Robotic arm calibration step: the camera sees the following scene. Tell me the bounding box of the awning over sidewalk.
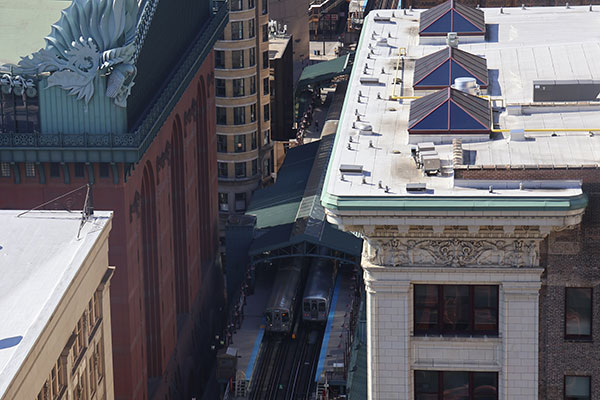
[297,53,354,89]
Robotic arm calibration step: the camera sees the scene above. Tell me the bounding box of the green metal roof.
[246,137,362,258]
[297,54,353,89]
[247,140,320,229]
[0,0,71,65]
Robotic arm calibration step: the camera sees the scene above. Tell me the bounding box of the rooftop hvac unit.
[533,80,600,102]
[453,77,479,95]
[406,183,427,192]
[509,129,526,141]
[446,32,459,48]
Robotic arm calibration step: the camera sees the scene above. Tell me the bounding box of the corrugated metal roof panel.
[408,87,491,133]
[414,47,488,89]
[419,0,485,36]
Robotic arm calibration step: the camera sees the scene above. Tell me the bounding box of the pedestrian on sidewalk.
[315,119,319,129]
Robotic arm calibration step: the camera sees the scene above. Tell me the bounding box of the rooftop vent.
[406,183,427,192]
[447,32,459,48]
[354,121,373,134]
[509,129,526,142]
[339,164,364,174]
[453,77,478,95]
[360,76,380,84]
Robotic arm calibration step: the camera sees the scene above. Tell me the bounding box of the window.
[233,78,245,97]
[215,50,225,68]
[235,162,246,178]
[414,285,498,335]
[249,76,256,95]
[25,162,36,177]
[263,77,269,95]
[249,47,256,66]
[217,107,227,125]
[231,21,244,40]
[217,135,227,152]
[234,134,246,152]
[262,24,269,42]
[565,376,590,400]
[218,193,229,212]
[262,50,269,69]
[261,0,268,14]
[252,159,258,175]
[1,162,10,177]
[263,157,271,177]
[566,287,592,339]
[218,162,228,178]
[250,104,257,122]
[232,50,244,69]
[264,129,270,145]
[74,163,85,178]
[216,79,226,97]
[235,192,247,211]
[415,371,498,400]
[264,104,270,122]
[234,107,246,125]
[99,163,110,178]
[249,19,255,38]
[231,0,242,11]
[248,0,255,8]
[251,131,258,149]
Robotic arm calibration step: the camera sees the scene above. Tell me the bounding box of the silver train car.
[264,259,304,334]
[302,258,336,323]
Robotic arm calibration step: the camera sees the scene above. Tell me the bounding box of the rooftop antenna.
[16,184,93,239]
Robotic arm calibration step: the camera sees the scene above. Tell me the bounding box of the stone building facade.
[455,166,600,399]
[0,211,114,400]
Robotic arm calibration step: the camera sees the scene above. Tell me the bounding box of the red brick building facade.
[0,1,228,399]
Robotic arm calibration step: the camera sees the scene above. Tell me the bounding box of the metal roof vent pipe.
[447,32,459,48]
[453,77,479,95]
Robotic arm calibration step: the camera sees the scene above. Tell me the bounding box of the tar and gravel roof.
[322,6,600,209]
[0,210,112,397]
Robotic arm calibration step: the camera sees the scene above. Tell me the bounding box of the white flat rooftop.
[325,6,600,199]
[0,210,112,398]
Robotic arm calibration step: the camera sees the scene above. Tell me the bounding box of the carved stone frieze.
[364,237,540,268]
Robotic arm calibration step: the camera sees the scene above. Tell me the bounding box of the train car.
[265,258,304,334]
[302,258,336,323]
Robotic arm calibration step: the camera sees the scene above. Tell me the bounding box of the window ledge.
[412,334,502,342]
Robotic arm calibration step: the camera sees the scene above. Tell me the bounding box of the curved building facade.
[215,0,274,221]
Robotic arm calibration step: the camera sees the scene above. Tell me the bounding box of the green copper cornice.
[321,192,588,212]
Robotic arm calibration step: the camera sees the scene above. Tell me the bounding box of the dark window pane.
[99,163,110,178]
[232,50,244,69]
[474,286,497,307]
[50,163,61,178]
[415,285,439,332]
[216,107,227,125]
[74,163,85,178]
[443,371,469,400]
[474,286,498,332]
[565,376,590,400]
[415,370,438,398]
[216,79,226,97]
[249,48,256,66]
[443,286,470,332]
[262,24,269,42]
[217,135,227,152]
[473,372,497,400]
[215,51,225,68]
[566,288,592,337]
[231,0,242,11]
